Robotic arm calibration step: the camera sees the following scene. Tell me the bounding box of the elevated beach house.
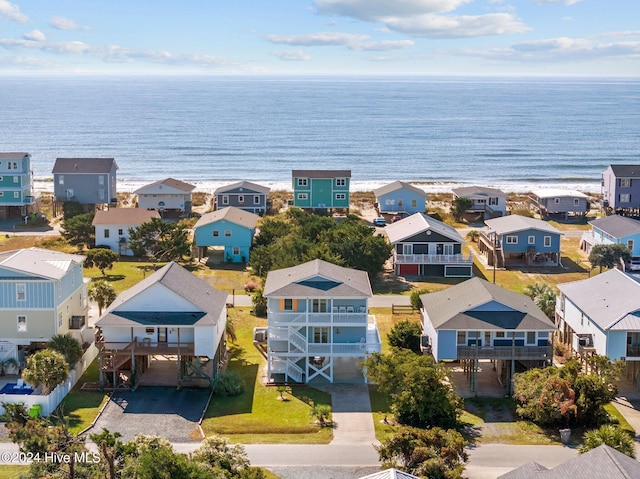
[213,181,270,215]
[601,164,640,216]
[579,214,640,258]
[556,269,640,387]
[529,188,589,220]
[134,178,195,215]
[292,170,351,213]
[193,206,259,263]
[0,152,36,221]
[373,181,426,216]
[263,259,381,384]
[421,277,554,394]
[384,212,472,278]
[0,248,89,369]
[451,186,507,219]
[52,157,118,209]
[478,215,563,267]
[95,262,227,388]
[92,208,160,256]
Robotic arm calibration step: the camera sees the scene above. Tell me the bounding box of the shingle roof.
[92,208,160,226]
[589,215,640,239]
[485,215,562,236]
[531,189,589,199]
[373,181,427,198]
[384,213,465,244]
[0,247,85,280]
[96,262,227,327]
[609,164,640,177]
[498,445,640,479]
[264,259,372,298]
[0,152,29,159]
[451,186,506,197]
[292,170,352,178]
[194,206,259,230]
[133,178,196,194]
[52,158,118,174]
[358,469,420,479]
[558,269,640,331]
[421,277,554,331]
[213,181,270,195]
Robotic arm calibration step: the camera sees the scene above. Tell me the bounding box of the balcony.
[268,310,369,325]
[457,345,552,361]
[98,339,195,358]
[395,253,472,264]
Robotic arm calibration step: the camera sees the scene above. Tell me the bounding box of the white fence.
[0,343,99,417]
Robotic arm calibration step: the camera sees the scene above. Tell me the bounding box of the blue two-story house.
[214,181,270,215]
[0,152,36,220]
[601,164,640,215]
[52,157,118,208]
[580,214,640,258]
[373,181,426,216]
[478,215,563,267]
[292,170,351,213]
[193,206,259,263]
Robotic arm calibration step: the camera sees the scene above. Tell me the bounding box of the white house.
[134,178,196,214]
[92,208,160,256]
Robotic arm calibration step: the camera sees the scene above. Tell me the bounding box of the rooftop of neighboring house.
[264,259,372,298]
[0,247,85,280]
[530,188,589,199]
[384,212,465,244]
[557,268,640,331]
[213,180,271,195]
[52,157,118,174]
[373,181,427,198]
[0,152,29,159]
[451,185,507,198]
[606,164,640,177]
[194,206,259,230]
[485,215,563,236]
[589,215,640,238]
[133,178,196,194]
[292,169,352,178]
[92,208,160,226]
[358,469,420,479]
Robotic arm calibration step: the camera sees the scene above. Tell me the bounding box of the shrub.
[579,425,635,458]
[213,371,245,396]
[252,289,267,317]
[388,320,422,354]
[410,289,428,310]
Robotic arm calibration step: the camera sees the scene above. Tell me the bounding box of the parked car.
[392,216,403,223]
[373,217,387,227]
[630,257,640,271]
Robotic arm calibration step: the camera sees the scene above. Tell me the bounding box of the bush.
[252,289,267,317]
[388,320,422,354]
[410,289,428,310]
[213,371,245,396]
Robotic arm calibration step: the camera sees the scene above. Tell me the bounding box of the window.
[336,178,346,187]
[385,199,395,205]
[98,189,105,200]
[254,195,260,205]
[628,240,634,251]
[0,192,3,197]
[297,193,308,200]
[12,162,16,170]
[58,312,63,328]
[336,193,346,200]
[98,175,105,185]
[0,176,3,181]
[506,235,518,244]
[13,176,18,183]
[457,331,466,345]
[312,299,328,313]
[283,299,293,311]
[528,236,535,245]
[621,178,632,187]
[526,332,536,345]
[238,195,244,204]
[313,327,329,343]
[411,199,417,208]
[17,316,27,332]
[7,162,10,170]
[297,178,308,187]
[145,328,155,334]
[212,230,219,237]
[620,194,631,203]
[496,331,505,338]
[398,199,403,207]
[489,197,498,206]
[232,246,240,255]
[58,175,64,185]
[16,283,25,301]
[544,236,551,247]
[118,229,123,236]
[574,198,580,206]
[104,229,110,238]
[224,230,231,237]
[402,244,413,255]
[14,192,19,198]
[221,195,228,205]
[554,198,560,204]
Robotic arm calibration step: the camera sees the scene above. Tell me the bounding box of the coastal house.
[213,181,270,215]
[52,157,118,208]
[0,152,37,221]
[601,164,640,216]
[193,206,259,263]
[92,208,160,256]
[421,277,554,393]
[263,259,381,384]
[451,186,507,219]
[555,269,640,387]
[0,248,89,369]
[134,178,195,215]
[373,181,426,216]
[94,262,227,388]
[477,215,563,268]
[292,170,351,213]
[384,212,473,278]
[529,189,589,220]
[579,215,640,258]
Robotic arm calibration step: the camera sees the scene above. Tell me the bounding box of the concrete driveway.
[87,386,210,442]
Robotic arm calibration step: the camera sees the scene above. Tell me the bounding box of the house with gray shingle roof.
[264,259,381,384]
[478,215,563,267]
[602,164,640,214]
[52,157,118,206]
[451,185,507,219]
[421,277,554,393]
[95,261,228,388]
[92,208,160,256]
[134,178,196,214]
[193,206,259,263]
[373,181,426,216]
[214,181,270,215]
[580,214,640,258]
[384,213,472,278]
[556,269,640,386]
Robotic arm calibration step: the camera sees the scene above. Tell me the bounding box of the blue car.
[373,217,387,227]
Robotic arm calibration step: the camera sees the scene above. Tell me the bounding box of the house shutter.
[279,299,284,311]
[293,299,298,311]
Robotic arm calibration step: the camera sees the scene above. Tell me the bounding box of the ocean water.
[1,76,639,194]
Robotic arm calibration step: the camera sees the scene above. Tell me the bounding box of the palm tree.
[89,280,117,316]
[21,349,69,395]
[466,230,480,242]
[309,404,332,426]
[579,425,635,458]
[0,358,18,376]
[48,334,83,368]
[225,315,237,343]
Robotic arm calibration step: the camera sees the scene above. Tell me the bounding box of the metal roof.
[0,152,29,159]
[531,188,589,199]
[358,469,420,479]
[384,212,465,244]
[589,215,640,238]
[485,215,563,236]
[0,247,85,280]
[194,206,259,230]
[373,181,427,198]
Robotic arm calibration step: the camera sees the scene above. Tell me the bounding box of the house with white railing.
[579,214,640,257]
[263,259,381,384]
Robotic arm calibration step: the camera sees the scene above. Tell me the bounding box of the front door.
[158,328,168,343]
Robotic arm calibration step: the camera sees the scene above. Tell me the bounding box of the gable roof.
[373,181,426,198]
[213,181,270,195]
[421,277,554,331]
[485,215,562,236]
[264,259,372,298]
[96,262,227,327]
[558,269,640,331]
[0,152,29,159]
[358,469,420,479]
[92,208,160,226]
[531,189,589,199]
[194,206,259,230]
[133,178,196,194]
[0,247,84,280]
[384,212,465,244]
[608,164,640,178]
[589,215,640,238]
[292,170,352,178]
[52,158,118,174]
[498,445,640,479]
[451,186,506,198]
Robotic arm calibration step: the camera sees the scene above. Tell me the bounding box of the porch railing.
[394,253,472,264]
[457,345,552,361]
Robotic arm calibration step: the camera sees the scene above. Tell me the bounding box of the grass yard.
[60,359,109,435]
[0,466,30,479]
[201,307,333,444]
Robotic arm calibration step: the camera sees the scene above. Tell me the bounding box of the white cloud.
[49,16,90,31]
[0,55,56,69]
[533,0,582,5]
[385,13,529,38]
[271,49,311,61]
[598,31,640,39]
[0,0,28,23]
[23,30,45,42]
[314,0,471,20]
[352,40,415,51]
[264,32,369,47]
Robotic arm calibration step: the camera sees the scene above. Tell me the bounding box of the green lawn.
[0,466,29,479]
[60,359,109,435]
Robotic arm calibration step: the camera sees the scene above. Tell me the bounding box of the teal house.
[193,206,259,263]
[292,170,351,212]
[0,152,36,220]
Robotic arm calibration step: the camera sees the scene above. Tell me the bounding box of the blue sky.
[0,0,638,75]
